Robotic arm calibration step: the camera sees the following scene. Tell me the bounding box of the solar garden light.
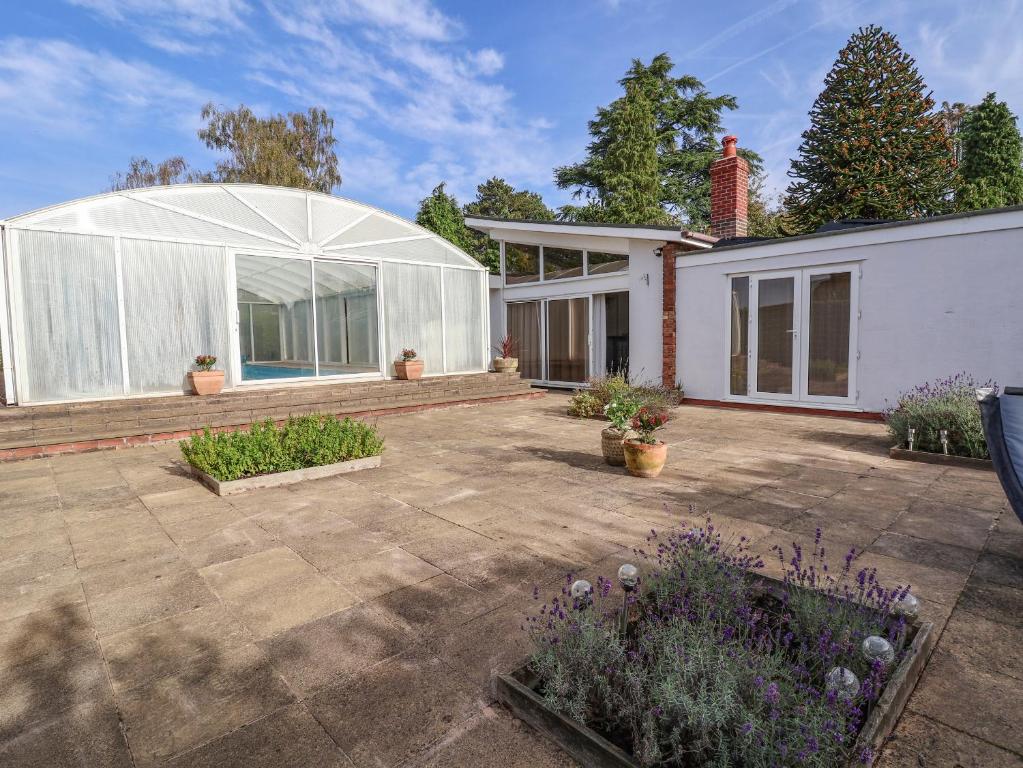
[862,635,895,667]
[907,426,916,451]
[570,579,592,609]
[939,429,950,455]
[891,591,920,651]
[617,563,639,641]
[825,666,860,700]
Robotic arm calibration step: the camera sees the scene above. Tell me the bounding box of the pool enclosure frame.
[0,184,490,405]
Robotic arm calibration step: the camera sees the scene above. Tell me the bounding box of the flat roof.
[710,203,1023,253]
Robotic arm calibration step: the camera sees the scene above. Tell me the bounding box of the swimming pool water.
[242,363,316,380]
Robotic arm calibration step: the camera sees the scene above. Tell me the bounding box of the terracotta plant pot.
[623,439,668,478]
[188,370,225,396]
[493,357,519,373]
[601,426,637,466]
[394,360,424,380]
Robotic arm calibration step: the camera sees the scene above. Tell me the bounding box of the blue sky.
[2,0,1021,220]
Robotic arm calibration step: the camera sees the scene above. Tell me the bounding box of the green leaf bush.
[568,372,681,419]
[883,373,992,459]
[181,414,384,482]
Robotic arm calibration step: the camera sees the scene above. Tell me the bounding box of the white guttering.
[465,217,714,249]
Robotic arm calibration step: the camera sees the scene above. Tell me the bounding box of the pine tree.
[785,25,955,232]
[555,53,761,227]
[597,82,666,224]
[956,93,1023,211]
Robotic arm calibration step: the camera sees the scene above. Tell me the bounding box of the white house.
[471,136,1023,416]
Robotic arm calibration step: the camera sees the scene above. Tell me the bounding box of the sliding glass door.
[236,253,380,382]
[506,296,592,385]
[729,266,857,405]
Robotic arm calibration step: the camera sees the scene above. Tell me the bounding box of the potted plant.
[394,348,424,380]
[188,354,225,396]
[623,406,669,477]
[493,334,519,373]
[601,394,640,466]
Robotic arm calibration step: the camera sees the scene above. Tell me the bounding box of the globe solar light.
[907,426,916,451]
[617,564,639,641]
[570,579,592,608]
[825,666,860,699]
[862,635,895,667]
[892,591,920,619]
[939,429,950,455]
[617,563,639,591]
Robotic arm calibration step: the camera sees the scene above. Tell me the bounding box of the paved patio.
[0,393,1020,767]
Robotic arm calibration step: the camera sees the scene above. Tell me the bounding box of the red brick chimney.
[709,135,748,239]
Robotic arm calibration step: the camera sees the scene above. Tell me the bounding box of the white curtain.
[443,269,485,372]
[121,239,231,394]
[382,262,443,374]
[13,230,123,402]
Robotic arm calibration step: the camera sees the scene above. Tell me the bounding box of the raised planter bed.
[889,445,992,471]
[494,573,936,768]
[190,455,381,496]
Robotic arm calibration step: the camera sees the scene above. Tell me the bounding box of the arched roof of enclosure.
[3,183,483,270]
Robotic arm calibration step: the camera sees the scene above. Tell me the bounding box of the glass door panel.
[754,275,798,397]
[729,276,749,395]
[507,301,542,380]
[547,297,589,383]
[314,260,379,376]
[806,272,851,397]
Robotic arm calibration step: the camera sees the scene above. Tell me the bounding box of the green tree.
[110,156,207,191]
[198,103,341,192]
[747,175,795,238]
[415,182,477,255]
[555,53,761,227]
[785,25,956,232]
[956,93,1023,210]
[462,177,554,269]
[110,103,341,193]
[599,82,666,224]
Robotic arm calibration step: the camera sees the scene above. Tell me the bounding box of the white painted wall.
[481,226,667,385]
[677,211,1023,411]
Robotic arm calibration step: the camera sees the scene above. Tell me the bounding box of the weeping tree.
[785,25,956,232]
[110,103,341,193]
[956,93,1023,211]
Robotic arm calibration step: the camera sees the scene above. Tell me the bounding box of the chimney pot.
[722,135,738,158]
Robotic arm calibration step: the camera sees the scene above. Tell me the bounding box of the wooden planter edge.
[495,573,937,768]
[190,454,382,496]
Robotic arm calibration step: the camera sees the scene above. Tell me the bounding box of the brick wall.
[709,135,749,240]
[661,243,680,388]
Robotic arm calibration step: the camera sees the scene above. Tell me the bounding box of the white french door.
[729,265,858,406]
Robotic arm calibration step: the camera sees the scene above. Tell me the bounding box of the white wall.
[482,227,665,384]
[677,213,1023,411]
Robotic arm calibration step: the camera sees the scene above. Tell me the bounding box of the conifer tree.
[956,92,1023,210]
[785,25,955,232]
[415,183,476,256]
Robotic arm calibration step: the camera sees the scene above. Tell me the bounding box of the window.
[507,301,542,379]
[236,253,379,381]
[587,251,629,275]
[729,276,749,395]
[807,272,851,397]
[543,247,584,280]
[504,242,540,284]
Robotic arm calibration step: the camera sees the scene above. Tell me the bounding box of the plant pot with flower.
[623,407,669,477]
[493,334,519,374]
[394,348,424,380]
[601,394,640,466]
[188,354,225,396]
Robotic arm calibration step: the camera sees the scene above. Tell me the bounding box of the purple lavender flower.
[764,681,780,706]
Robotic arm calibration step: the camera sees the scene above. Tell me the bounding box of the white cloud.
[0,38,209,134]
[68,0,250,52]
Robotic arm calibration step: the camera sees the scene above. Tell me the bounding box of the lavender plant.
[883,372,995,458]
[526,519,909,767]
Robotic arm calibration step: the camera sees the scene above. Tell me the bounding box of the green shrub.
[884,373,992,459]
[181,414,384,481]
[568,372,681,420]
[567,391,602,418]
